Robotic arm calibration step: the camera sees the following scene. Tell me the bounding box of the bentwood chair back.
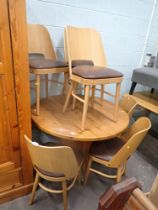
[85,117,151,183]
[28,24,56,59]
[120,96,137,118]
[28,24,68,116]
[63,26,123,130]
[65,26,107,76]
[25,135,82,210]
[110,117,151,168]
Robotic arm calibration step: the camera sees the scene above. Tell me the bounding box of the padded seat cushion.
[72,66,123,79]
[35,166,64,178]
[29,53,45,60]
[132,67,158,90]
[90,138,124,161]
[29,58,68,69]
[72,60,94,67]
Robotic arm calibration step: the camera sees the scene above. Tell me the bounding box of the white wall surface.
[26,0,158,100]
[145,1,158,55]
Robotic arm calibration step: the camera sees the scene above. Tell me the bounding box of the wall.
[26,0,158,99]
[145,1,158,55]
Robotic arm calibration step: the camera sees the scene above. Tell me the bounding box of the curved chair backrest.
[64,26,107,76]
[120,95,137,118]
[148,174,158,208]
[110,117,151,168]
[28,24,56,59]
[24,135,79,180]
[64,30,68,62]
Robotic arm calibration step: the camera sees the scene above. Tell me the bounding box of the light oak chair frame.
[63,26,123,131]
[28,24,68,115]
[120,95,137,118]
[85,117,151,183]
[24,135,82,210]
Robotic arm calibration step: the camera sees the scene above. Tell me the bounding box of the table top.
[32,95,129,142]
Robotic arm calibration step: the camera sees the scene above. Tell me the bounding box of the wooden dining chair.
[63,26,123,131]
[84,117,151,183]
[28,24,68,115]
[120,95,137,118]
[24,135,83,210]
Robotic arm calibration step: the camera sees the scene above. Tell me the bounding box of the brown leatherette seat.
[29,59,68,69]
[90,138,125,161]
[72,66,123,79]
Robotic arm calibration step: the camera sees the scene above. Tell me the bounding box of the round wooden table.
[32,95,129,142]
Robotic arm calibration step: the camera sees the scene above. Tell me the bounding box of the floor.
[0,112,158,210]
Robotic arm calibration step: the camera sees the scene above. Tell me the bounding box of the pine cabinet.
[0,0,33,203]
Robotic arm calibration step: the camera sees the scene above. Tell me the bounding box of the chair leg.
[114,82,121,121]
[129,81,137,95]
[35,74,40,115]
[29,172,40,205]
[151,88,154,94]
[116,166,123,183]
[45,74,49,98]
[63,72,69,95]
[123,162,126,176]
[81,85,90,131]
[77,169,83,185]
[72,82,78,110]
[101,84,104,105]
[84,157,92,184]
[63,81,75,113]
[62,180,68,210]
[91,85,95,107]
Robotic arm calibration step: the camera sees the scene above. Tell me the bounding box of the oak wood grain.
[0,0,21,193]
[32,95,129,141]
[8,0,33,185]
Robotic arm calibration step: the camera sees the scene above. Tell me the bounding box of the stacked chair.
[28,24,68,115]
[63,26,123,130]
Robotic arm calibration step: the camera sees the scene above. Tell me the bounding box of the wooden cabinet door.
[0,0,22,192]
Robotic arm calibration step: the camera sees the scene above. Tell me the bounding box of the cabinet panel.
[0,33,2,64]
[0,0,32,202]
[0,0,22,191]
[0,77,11,164]
[8,0,33,185]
